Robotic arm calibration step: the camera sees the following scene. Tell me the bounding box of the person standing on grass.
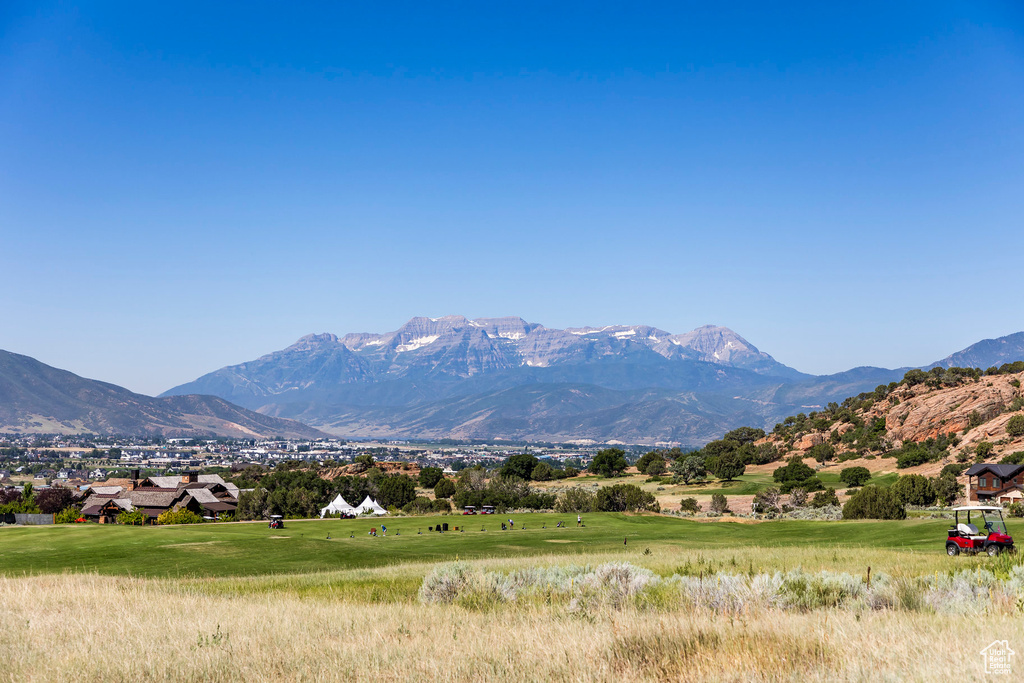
[508,518,514,529]
[381,524,387,536]
[577,515,581,527]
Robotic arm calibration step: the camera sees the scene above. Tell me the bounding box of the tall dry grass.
[1,566,1020,682]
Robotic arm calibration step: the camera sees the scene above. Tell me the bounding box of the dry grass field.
[2,541,1022,682]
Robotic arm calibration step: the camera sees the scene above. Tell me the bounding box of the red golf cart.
[946,506,1015,556]
[462,506,477,515]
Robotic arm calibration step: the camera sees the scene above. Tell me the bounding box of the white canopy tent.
[356,495,388,515]
[320,494,355,518]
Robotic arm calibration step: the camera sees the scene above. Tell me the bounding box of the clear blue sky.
[2,1,1022,395]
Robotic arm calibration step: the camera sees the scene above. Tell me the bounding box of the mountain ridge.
[0,349,327,438]
[158,316,1024,445]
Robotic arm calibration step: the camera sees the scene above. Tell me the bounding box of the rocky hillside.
[759,364,1024,470]
[0,350,327,439]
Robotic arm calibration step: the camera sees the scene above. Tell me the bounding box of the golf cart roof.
[269,514,284,518]
[951,506,1003,512]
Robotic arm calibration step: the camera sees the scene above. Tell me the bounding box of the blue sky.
[1,1,1022,395]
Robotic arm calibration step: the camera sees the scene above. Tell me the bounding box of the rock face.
[887,379,1021,446]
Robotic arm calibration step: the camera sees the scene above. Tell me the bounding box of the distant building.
[966,463,1024,504]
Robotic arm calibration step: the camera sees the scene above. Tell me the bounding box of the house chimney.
[182,471,198,484]
[130,468,140,490]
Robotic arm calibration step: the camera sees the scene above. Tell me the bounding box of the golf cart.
[481,505,495,515]
[462,506,476,515]
[946,506,1014,556]
[269,515,285,529]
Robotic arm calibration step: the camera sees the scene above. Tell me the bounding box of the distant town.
[0,433,644,490]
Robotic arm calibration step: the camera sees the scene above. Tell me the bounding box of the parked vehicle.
[462,506,476,515]
[946,505,1014,556]
[481,505,495,515]
[269,515,285,529]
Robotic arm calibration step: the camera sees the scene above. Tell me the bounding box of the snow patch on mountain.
[396,335,440,353]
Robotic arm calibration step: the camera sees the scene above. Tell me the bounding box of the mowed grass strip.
[0,512,954,578]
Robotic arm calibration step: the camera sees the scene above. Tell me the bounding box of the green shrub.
[710,493,728,514]
[117,509,148,526]
[595,484,659,512]
[1007,415,1024,438]
[555,488,596,513]
[891,474,936,506]
[931,473,962,506]
[839,466,871,488]
[678,498,700,514]
[752,487,781,514]
[434,478,456,499]
[156,508,203,525]
[418,467,444,488]
[432,498,452,513]
[589,448,628,477]
[1001,451,1024,465]
[810,489,840,508]
[54,506,82,524]
[1007,502,1024,518]
[842,486,906,520]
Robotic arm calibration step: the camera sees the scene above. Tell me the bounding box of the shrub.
[678,498,700,514]
[555,488,596,513]
[595,484,659,512]
[589,449,628,477]
[709,452,745,481]
[1007,415,1024,438]
[931,473,962,506]
[156,508,203,525]
[418,467,444,488]
[810,489,840,508]
[501,453,539,480]
[432,498,452,513]
[940,463,968,478]
[433,478,456,499]
[530,462,554,481]
[773,456,814,485]
[1001,451,1024,466]
[891,474,936,507]
[779,476,824,494]
[403,496,435,514]
[643,458,666,476]
[54,506,82,524]
[752,487,780,514]
[975,442,995,459]
[376,474,418,508]
[839,466,871,488]
[1007,502,1024,518]
[35,486,75,514]
[808,443,835,464]
[788,488,808,507]
[842,486,906,520]
[117,509,148,526]
[634,451,663,474]
[710,493,728,514]
[671,456,706,484]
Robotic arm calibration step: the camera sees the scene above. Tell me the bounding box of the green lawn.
[0,513,955,578]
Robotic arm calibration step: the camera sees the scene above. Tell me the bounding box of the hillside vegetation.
[690,363,1024,477]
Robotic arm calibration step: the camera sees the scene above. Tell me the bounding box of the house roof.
[965,464,1024,479]
[144,476,183,488]
[125,490,181,508]
[87,486,124,496]
[185,488,219,504]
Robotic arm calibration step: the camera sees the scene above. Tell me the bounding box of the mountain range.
[0,350,325,439]
[157,316,1024,445]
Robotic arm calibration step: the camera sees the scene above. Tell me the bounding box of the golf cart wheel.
[946,543,960,557]
[987,545,1002,557]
